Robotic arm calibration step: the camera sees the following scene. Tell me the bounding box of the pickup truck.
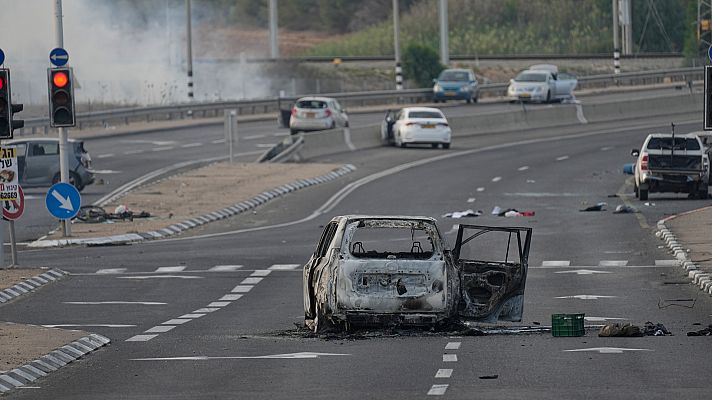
[632,133,710,200]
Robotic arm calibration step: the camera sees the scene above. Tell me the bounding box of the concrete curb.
[0,269,68,305]
[655,210,712,296]
[0,333,110,393]
[27,164,357,248]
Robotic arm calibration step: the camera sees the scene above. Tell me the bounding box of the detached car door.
[554,72,577,98]
[453,224,532,323]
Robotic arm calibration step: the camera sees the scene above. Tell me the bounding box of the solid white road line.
[542,261,570,267]
[63,301,166,305]
[219,294,243,301]
[209,265,243,272]
[132,352,351,361]
[208,301,231,307]
[155,266,186,273]
[145,326,176,333]
[240,277,263,285]
[445,342,461,350]
[231,285,253,293]
[442,354,457,362]
[118,275,203,280]
[181,142,203,148]
[126,334,158,342]
[268,264,301,270]
[554,269,612,275]
[564,347,652,354]
[96,268,127,274]
[42,324,136,328]
[250,270,272,277]
[599,260,628,267]
[435,369,453,378]
[427,384,449,395]
[162,319,191,325]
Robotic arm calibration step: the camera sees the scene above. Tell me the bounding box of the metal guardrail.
[18,67,703,136]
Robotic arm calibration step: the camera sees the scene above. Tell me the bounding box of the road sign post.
[705,66,712,131]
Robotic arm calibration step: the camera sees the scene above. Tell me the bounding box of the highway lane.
[4,112,711,398]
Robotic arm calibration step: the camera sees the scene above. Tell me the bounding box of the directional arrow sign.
[564,347,652,354]
[49,48,69,67]
[0,48,5,66]
[555,269,612,275]
[45,182,81,220]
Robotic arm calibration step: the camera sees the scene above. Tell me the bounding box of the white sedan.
[381,107,451,149]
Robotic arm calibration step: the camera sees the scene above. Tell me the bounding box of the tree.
[402,43,444,88]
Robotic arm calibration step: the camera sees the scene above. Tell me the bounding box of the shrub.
[402,43,444,88]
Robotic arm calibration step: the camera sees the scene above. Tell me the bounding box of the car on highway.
[380,107,451,149]
[289,96,349,135]
[507,64,577,103]
[632,132,709,200]
[302,215,532,332]
[6,138,94,191]
[432,68,480,103]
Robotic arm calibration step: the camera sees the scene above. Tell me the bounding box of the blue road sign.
[708,45,712,63]
[49,48,69,67]
[0,49,5,66]
[46,182,81,220]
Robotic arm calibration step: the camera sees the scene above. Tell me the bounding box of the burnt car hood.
[453,224,532,323]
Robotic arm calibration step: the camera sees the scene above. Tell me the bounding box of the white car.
[380,107,451,149]
[289,96,349,135]
[507,65,577,103]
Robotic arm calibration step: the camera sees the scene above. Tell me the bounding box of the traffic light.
[48,67,75,127]
[0,68,22,139]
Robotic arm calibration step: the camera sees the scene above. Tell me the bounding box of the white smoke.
[0,0,270,110]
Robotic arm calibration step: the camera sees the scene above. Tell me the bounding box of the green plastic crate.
[551,313,585,337]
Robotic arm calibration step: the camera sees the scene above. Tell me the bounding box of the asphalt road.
[2,93,711,399]
[12,85,694,243]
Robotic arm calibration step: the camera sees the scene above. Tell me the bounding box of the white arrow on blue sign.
[49,48,69,67]
[45,182,81,220]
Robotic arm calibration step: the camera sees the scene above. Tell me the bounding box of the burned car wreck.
[303,215,532,332]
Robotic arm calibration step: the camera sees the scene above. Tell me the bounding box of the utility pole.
[393,0,402,90]
[186,0,194,100]
[613,0,620,74]
[439,0,449,66]
[619,0,633,55]
[269,0,279,59]
[54,0,71,237]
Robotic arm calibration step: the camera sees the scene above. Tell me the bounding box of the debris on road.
[687,325,712,336]
[479,375,499,379]
[643,322,672,336]
[75,205,151,223]
[598,323,643,337]
[492,206,535,217]
[580,202,607,212]
[613,204,639,214]
[442,209,483,218]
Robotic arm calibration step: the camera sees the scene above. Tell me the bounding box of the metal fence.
[19,67,703,136]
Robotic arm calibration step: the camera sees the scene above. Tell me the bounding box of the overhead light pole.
[439,0,449,66]
[393,0,402,90]
[186,0,194,100]
[269,0,279,59]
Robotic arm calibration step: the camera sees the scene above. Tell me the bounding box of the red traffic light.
[53,71,69,88]
[0,77,4,90]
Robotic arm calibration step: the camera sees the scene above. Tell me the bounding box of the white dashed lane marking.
[97,153,114,159]
[556,155,570,161]
[491,176,502,182]
[126,334,158,342]
[427,384,449,396]
[250,270,272,277]
[268,264,301,270]
[118,275,203,280]
[152,146,174,152]
[542,261,570,267]
[181,142,203,148]
[231,285,253,293]
[435,369,453,378]
[212,139,226,144]
[124,149,144,155]
[162,319,191,325]
[96,268,127,274]
[145,326,176,333]
[598,260,628,267]
[517,166,529,171]
[240,277,263,285]
[155,266,186,273]
[219,294,243,301]
[476,187,485,192]
[179,314,205,319]
[63,301,166,305]
[193,308,219,313]
[442,354,457,362]
[466,198,475,203]
[209,265,243,272]
[208,301,231,307]
[445,342,461,350]
[43,324,136,328]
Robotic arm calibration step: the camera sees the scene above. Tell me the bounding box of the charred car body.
[303,215,532,331]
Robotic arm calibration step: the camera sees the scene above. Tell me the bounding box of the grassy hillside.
[305,0,690,56]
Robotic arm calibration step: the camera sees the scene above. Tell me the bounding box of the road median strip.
[0,269,68,304]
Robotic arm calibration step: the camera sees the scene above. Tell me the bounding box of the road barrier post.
[224,110,237,162]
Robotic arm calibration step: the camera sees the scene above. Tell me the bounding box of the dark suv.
[6,138,94,191]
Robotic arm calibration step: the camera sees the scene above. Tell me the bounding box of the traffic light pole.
[54,0,70,236]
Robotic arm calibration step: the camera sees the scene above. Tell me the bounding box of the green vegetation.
[401,44,443,87]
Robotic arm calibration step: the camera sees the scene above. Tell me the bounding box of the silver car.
[507,66,577,103]
[6,138,94,191]
[289,96,349,135]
